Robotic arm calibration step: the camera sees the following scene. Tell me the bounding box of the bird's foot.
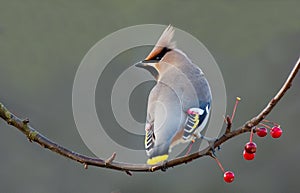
[197,134,217,152]
[161,160,168,172]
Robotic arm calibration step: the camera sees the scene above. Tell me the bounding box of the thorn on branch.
[22,118,29,124]
[125,170,132,176]
[84,163,88,169]
[150,166,155,172]
[105,152,116,165]
[160,161,168,172]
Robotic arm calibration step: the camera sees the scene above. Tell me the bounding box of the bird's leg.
[193,133,217,154]
[161,160,168,172]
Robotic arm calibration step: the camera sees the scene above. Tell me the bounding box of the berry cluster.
[243,124,282,161]
[213,98,284,184]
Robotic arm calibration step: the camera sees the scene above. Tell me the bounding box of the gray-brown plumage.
[136,25,212,165]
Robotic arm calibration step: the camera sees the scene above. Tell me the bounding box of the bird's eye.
[148,47,171,61]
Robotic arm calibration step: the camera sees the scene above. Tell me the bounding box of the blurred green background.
[1,1,300,192]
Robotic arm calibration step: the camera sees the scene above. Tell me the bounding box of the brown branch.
[0,57,299,173]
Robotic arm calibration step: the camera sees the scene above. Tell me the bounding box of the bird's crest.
[145,25,176,60]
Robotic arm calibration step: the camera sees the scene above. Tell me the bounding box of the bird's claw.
[161,161,168,172]
[209,143,221,157]
[199,134,217,152]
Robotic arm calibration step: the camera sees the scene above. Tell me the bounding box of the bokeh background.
[1,1,300,192]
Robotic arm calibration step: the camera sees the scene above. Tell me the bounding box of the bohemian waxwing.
[135,25,212,165]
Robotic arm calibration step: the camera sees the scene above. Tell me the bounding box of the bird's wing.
[144,122,154,155]
[145,82,184,164]
[182,102,211,141]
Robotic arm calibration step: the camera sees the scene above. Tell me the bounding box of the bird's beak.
[135,61,145,68]
[134,60,159,79]
[135,60,158,68]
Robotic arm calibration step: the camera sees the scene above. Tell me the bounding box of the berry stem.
[259,123,272,130]
[231,97,241,121]
[263,119,279,126]
[212,156,225,173]
[249,128,254,142]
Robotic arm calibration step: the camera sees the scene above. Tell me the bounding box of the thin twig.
[225,115,232,134]
[105,152,117,165]
[0,57,299,173]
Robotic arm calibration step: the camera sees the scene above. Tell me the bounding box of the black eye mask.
[143,47,171,63]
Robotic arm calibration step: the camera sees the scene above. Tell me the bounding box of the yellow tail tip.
[236,97,241,101]
[147,154,169,165]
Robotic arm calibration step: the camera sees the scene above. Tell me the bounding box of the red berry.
[256,127,268,137]
[244,142,257,154]
[224,171,235,183]
[243,150,255,160]
[271,127,282,138]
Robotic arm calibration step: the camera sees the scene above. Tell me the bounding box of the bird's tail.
[147,154,169,165]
